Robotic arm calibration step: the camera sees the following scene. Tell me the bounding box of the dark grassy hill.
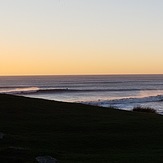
[0,94,163,162]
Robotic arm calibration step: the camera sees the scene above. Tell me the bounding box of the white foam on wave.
[82,95,163,107]
[0,87,40,94]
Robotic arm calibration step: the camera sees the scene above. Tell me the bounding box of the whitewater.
[0,75,163,114]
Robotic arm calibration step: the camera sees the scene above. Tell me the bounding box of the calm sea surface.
[0,75,163,113]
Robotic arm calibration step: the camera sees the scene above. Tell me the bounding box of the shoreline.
[21,94,163,115]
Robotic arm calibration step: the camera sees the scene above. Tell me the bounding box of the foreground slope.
[0,94,163,162]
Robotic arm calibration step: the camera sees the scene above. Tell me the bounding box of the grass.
[133,106,156,113]
[0,94,163,162]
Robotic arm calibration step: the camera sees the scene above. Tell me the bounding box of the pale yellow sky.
[0,0,163,75]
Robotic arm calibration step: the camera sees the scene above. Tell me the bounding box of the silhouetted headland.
[0,94,163,163]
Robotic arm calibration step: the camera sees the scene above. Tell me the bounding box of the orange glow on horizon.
[0,1,163,75]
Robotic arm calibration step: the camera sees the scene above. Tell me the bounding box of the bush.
[132,106,156,113]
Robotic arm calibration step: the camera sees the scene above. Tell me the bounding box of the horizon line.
[0,73,163,77]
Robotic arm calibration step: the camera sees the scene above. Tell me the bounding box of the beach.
[0,94,163,162]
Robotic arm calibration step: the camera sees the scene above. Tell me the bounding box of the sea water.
[0,75,163,113]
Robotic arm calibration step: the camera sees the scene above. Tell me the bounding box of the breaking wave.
[0,87,161,95]
[83,95,163,106]
[0,87,40,94]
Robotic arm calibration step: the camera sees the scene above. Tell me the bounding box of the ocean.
[0,75,163,114]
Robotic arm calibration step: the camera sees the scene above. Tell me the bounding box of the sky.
[0,0,163,75]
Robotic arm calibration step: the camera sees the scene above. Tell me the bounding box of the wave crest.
[0,87,39,94]
[83,95,163,106]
